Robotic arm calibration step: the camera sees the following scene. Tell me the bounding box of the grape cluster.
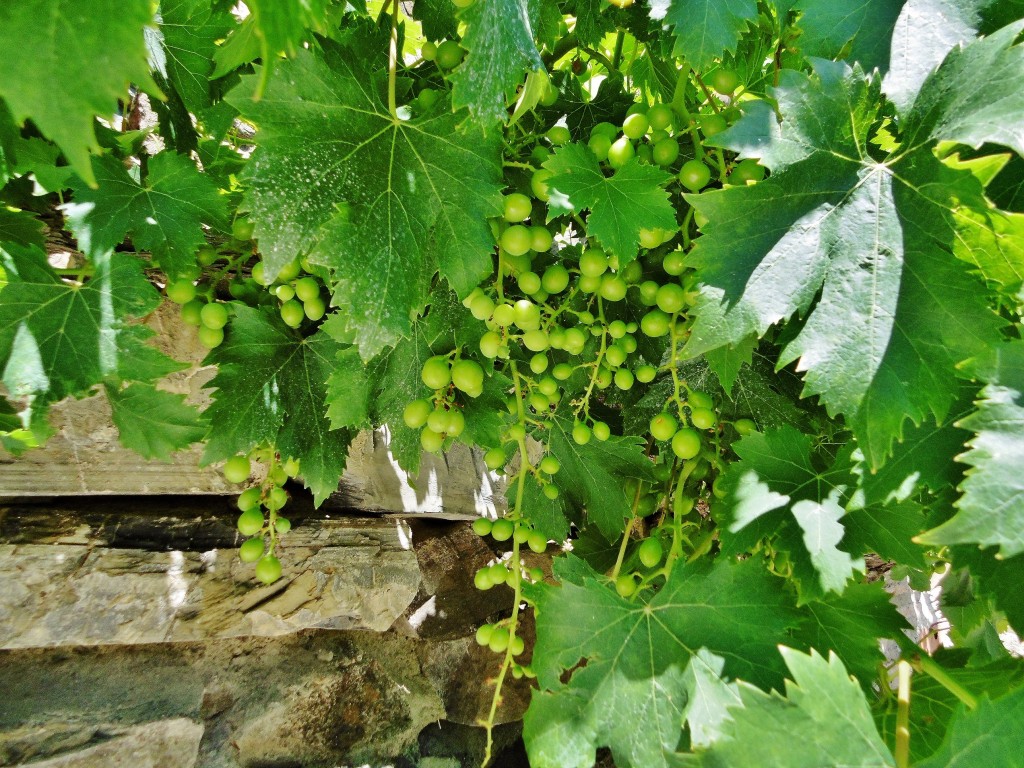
[403,353,485,452]
[223,448,300,584]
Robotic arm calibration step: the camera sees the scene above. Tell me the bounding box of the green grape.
[421,40,437,60]
[510,635,526,656]
[637,144,653,164]
[734,417,757,436]
[713,476,728,499]
[729,158,765,185]
[638,280,660,306]
[426,408,448,434]
[294,277,320,303]
[539,455,560,474]
[656,283,686,314]
[615,573,638,598]
[671,428,701,459]
[445,410,466,437]
[595,367,612,389]
[479,331,502,359]
[232,217,255,241]
[652,138,680,166]
[404,399,432,428]
[200,302,228,330]
[552,362,573,380]
[488,626,510,653]
[282,457,300,477]
[605,344,627,367]
[548,327,566,349]
[578,274,602,293]
[483,448,506,471]
[501,225,532,257]
[421,356,452,389]
[614,368,634,390]
[540,80,559,106]
[267,485,288,508]
[166,280,196,304]
[239,537,265,563]
[621,335,638,353]
[196,245,218,266]
[469,292,496,321]
[606,320,626,339]
[518,271,542,295]
[452,359,484,396]
[663,250,686,276]
[491,303,515,327]
[710,68,740,94]
[507,423,526,441]
[275,516,291,534]
[529,392,550,413]
[588,133,612,161]
[475,623,494,646]
[647,104,673,131]
[277,260,301,283]
[275,284,295,302]
[591,121,618,139]
[599,274,627,302]
[180,299,203,326]
[538,377,558,397]
[546,125,571,145]
[237,487,262,512]
[699,113,727,138]
[592,421,611,441]
[512,299,542,331]
[579,248,608,277]
[638,537,663,568]
[639,227,670,249]
[688,390,714,408]
[607,136,635,169]
[541,264,570,294]
[635,364,657,383]
[251,261,269,286]
[530,353,549,374]
[527,531,548,553]
[679,160,711,192]
[223,454,251,483]
[435,39,465,69]
[303,296,325,321]
[530,226,553,253]
[513,524,531,545]
[237,508,264,536]
[572,421,592,445]
[690,407,717,430]
[650,412,678,441]
[269,464,288,486]
[531,169,552,201]
[489,563,510,586]
[491,518,514,541]
[255,555,282,584]
[280,300,305,328]
[621,260,643,284]
[503,192,532,222]
[622,112,649,140]
[473,518,494,539]
[474,568,494,590]
[562,327,587,355]
[416,88,440,112]
[198,325,224,349]
[640,309,671,337]
[543,483,559,500]
[420,428,445,453]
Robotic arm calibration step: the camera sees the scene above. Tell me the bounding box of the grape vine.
[2,0,1024,765]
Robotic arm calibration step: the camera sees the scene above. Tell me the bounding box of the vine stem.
[612,29,625,70]
[914,655,978,710]
[611,485,644,580]
[894,660,912,768]
[387,0,399,120]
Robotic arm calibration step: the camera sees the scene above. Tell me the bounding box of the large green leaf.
[685,60,1005,467]
[525,555,798,768]
[0,243,160,414]
[720,426,859,600]
[64,153,227,279]
[0,0,158,186]
[544,145,676,264]
[646,0,758,70]
[202,304,353,505]
[915,686,1024,768]
[919,342,1024,557]
[106,382,207,460]
[450,0,545,128]
[692,648,895,767]
[245,0,331,97]
[229,35,503,359]
[794,0,906,74]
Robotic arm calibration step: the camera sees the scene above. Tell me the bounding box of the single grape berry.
[403,399,432,429]
[255,555,282,584]
[421,356,452,390]
[280,300,305,328]
[650,412,678,441]
[472,517,493,536]
[239,537,265,563]
[237,487,262,512]
[579,248,608,277]
[200,302,229,330]
[690,407,717,430]
[592,421,611,441]
[488,627,510,653]
[539,455,560,475]
[652,137,680,167]
[475,623,494,646]
[663,250,686,275]
[572,421,592,445]
[166,280,196,304]
[607,136,635,169]
[672,428,702,460]
[679,160,711,192]
[734,417,757,436]
[223,454,251,483]
[615,573,638,598]
[503,193,532,223]
[303,296,326,321]
[638,537,664,568]
[484,447,506,471]
[491,518,515,542]
[543,483,559,500]
[421,428,445,453]
[237,508,265,537]
[647,104,673,131]
[500,225,533,257]
[232,217,255,241]
[435,39,465,70]
[294,277,320,303]
[512,299,541,331]
[640,309,671,338]
[710,68,740,94]
[527,531,548,553]
[518,271,542,295]
[622,112,648,140]
[274,517,291,534]
[451,359,484,397]
[198,325,224,349]
[542,265,570,294]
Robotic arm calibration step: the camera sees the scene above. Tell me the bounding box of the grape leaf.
[245,0,331,97]
[646,0,758,70]
[720,427,859,600]
[953,545,1024,633]
[325,346,372,430]
[519,478,571,545]
[228,35,503,359]
[681,649,743,749]
[0,208,46,251]
[153,0,234,115]
[114,324,192,383]
[915,686,1024,768]
[411,0,458,41]
[525,555,798,768]
[10,136,74,194]
[793,0,906,75]
[0,101,15,184]
[450,0,545,128]
[64,153,227,279]
[567,0,610,46]
[793,582,910,688]
[840,498,931,569]
[548,418,658,541]
[106,382,207,460]
[0,243,160,414]
[543,145,676,264]
[685,60,1005,467]
[202,304,352,505]
[0,0,159,187]
[691,648,895,768]
[919,342,1024,557]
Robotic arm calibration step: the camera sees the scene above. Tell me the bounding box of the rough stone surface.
[5,720,203,768]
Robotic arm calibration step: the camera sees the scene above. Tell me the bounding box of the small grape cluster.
[403,353,485,453]
[223,448,300,584]
[251,258,326,327]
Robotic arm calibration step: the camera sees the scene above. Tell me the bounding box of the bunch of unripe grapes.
[223,449,299,584]
[250,258,326,328]
[403,353,485,452]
